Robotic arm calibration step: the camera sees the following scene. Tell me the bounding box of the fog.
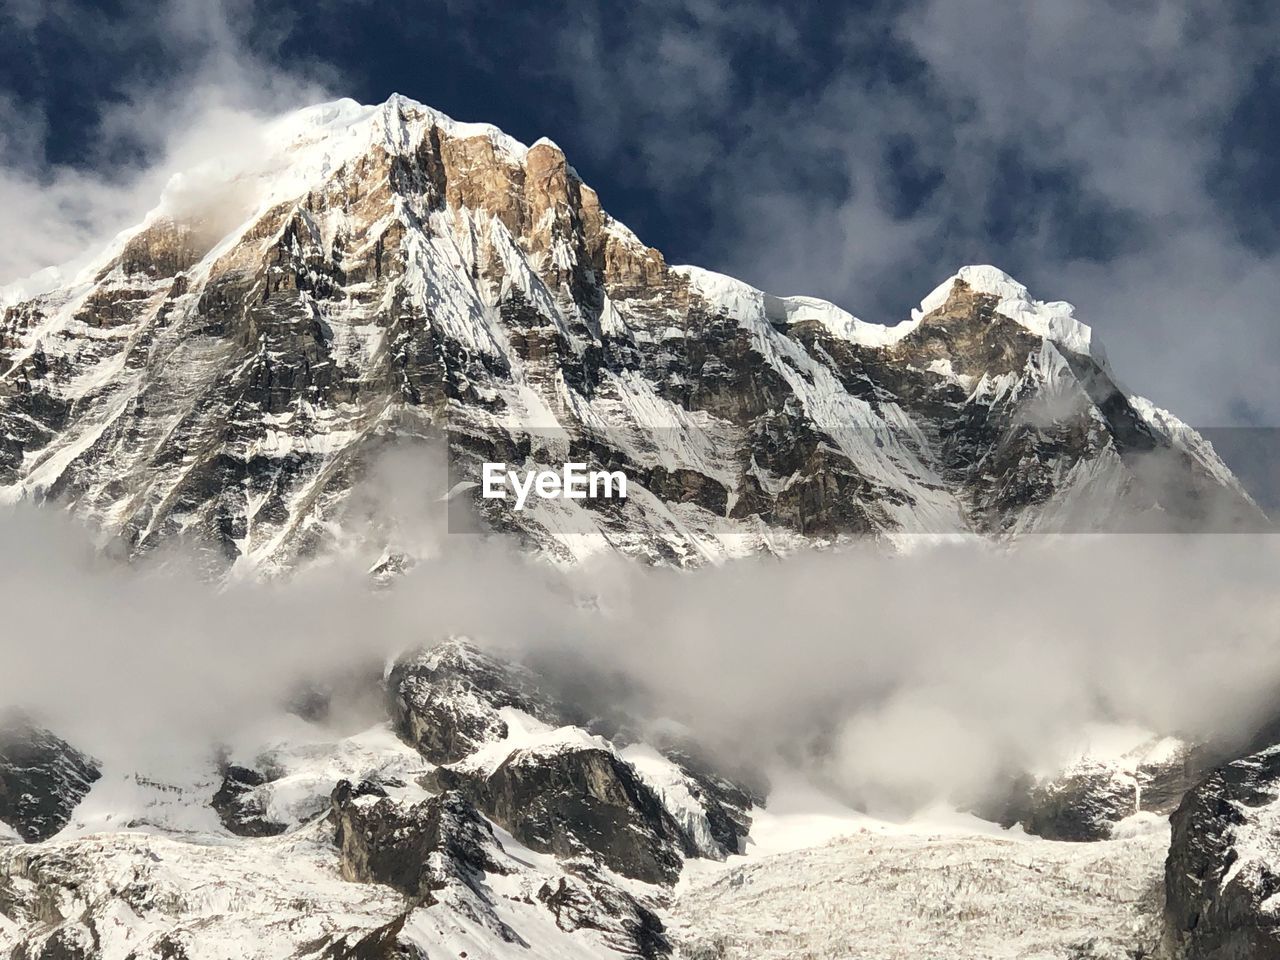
[3,475,1279,818]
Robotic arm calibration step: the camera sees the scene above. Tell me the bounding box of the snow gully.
[481,462,629,511]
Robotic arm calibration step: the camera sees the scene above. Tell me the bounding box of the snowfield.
[0,821,406,959]
[673,825,1168,959]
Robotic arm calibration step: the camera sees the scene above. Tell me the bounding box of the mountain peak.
[916,264,1099,359]
[275,92,544,165]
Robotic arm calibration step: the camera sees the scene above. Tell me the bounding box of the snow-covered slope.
[0,94,1262,575]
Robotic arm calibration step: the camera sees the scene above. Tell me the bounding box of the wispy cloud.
[0,0,332,289]
[548,0,1280,427]
[4,492,1280,816]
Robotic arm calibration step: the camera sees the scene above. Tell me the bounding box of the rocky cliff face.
[0,715,100,843]
[387,639,569,765]
[330,780,510,902]
[0,95,1261,575]
[395,639,759,872]
[1165,745,1280,959]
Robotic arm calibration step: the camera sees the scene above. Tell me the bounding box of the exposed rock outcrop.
[1165,745,1280,959]
[992,737,1206,842]
[330,779,508,901]
[1019,762,1139,843]
[211,763,287,838]
[327,778,672,957]
[538,866,671,959]
[387,638,568,765]
[391,638,765,875]
[0,716,100,843]
[432,744,688,885]
[322,910,427,960]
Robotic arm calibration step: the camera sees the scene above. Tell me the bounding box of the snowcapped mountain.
[0,94,1263,575]
[1,94,1276,960]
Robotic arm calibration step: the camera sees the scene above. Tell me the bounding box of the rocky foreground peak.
[0,94,1263,574]
[0,638,759,957]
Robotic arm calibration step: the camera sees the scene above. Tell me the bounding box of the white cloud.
[5,494,1280,817]
[3,0,1276,429]
[0,0,332,289]
[550,0,1280,427]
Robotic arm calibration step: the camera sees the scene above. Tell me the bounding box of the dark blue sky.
[3,1,938,275]
[2,0,1279,437]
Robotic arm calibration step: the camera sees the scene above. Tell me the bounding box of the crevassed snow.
[673,825,1166,960]
[0,820,408,960]
[916,264,1100,359]
[674,768,1026,895]
[672,765,1168,958]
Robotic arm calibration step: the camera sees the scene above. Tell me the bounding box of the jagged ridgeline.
[0,94,1264,575]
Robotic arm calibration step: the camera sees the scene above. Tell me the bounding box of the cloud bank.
[4,492,1279,817]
